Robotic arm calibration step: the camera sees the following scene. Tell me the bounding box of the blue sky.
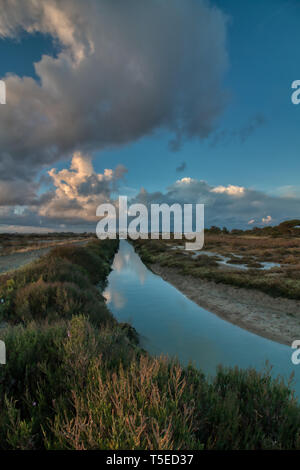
[95,0,300,196]
[0,0,299,230]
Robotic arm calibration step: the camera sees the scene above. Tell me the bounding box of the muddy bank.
[151,263,300,346]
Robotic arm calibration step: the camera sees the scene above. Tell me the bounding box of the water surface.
[104,240,300,397]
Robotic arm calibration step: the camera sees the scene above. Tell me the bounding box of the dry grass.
[133,233,300,300]
[0,233,95,256]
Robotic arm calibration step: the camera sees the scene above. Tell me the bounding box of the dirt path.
[0,248,51,274]
[151,263,300,346]
[0,239,92,275]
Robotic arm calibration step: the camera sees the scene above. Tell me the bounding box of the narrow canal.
[104,240,300,397]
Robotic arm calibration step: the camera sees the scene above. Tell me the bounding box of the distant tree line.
[205,219,300,237]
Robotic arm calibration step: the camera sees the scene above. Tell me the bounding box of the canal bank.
[104,240,300,398]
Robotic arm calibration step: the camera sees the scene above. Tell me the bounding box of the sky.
[0,0,299,232]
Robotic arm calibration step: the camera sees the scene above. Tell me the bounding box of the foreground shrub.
[0,316,140,450]
[48,355,204,450]
[0,321,67,449]
[12,280,112,326]
[47,357,300,450]
[196,366,300,450]
[0,315,299,450]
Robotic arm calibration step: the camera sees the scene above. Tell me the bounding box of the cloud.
[210,113,266,146]
[238,114,266,143]
[132,177,300,229]
[262,215,272,224]
[176,162,187,173]
[38,152,127,222]
[0,180,39,206]
[0,225,55,234]
[211,184,245,196]
[2,168,300,231]
[272,185,300,198]
[0,0,229,187]
[0,152,127,229]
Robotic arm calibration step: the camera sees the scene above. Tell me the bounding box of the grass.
[133,234,300,301]
[0,239,118,326]
[0,236,300,449]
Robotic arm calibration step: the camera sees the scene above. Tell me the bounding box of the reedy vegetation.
[133,225,300,302]
[0,239,299,449]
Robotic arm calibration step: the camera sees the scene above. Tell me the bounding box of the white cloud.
[262,215,272,224]
[38,152,127,222]
[176,177,194,185]
[211,184,245,196]
[0,225,55,233]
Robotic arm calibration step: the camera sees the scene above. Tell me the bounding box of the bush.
[0,321,67,449]
[12,280,113,326]
[46,245,110,284]
[47,358,300,450]
[48,355,204,450]
[0,316,140,450]
[0,240,119,325]
[1,238,300,450]
[197,365,300,450]
[0,316,300,450]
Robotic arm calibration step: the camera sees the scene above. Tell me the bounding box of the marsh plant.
[0,239,300,449]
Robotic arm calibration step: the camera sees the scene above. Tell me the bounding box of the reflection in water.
[104,240,300,397]
[103,289,126,309]
[110,242,148,284]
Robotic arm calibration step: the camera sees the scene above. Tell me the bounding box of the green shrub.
[0,316,140,450]
[47,358,300,450]
[46,246,109,284]
[12,280,113,326]
[0,240,119,326]
[0,321,67,449]
[48,355,205,450]
[197,365,300,450]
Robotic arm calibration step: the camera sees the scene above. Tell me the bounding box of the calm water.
[104,240,300,397]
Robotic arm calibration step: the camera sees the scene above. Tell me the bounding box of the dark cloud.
[210,113,266,147]
[0,179,39,206]
[176,162,187,173]
[239,114,266,143]
[0,0,229,188]
[132,177,300,229]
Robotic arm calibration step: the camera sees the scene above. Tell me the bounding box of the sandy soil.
[151,263,300,346]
